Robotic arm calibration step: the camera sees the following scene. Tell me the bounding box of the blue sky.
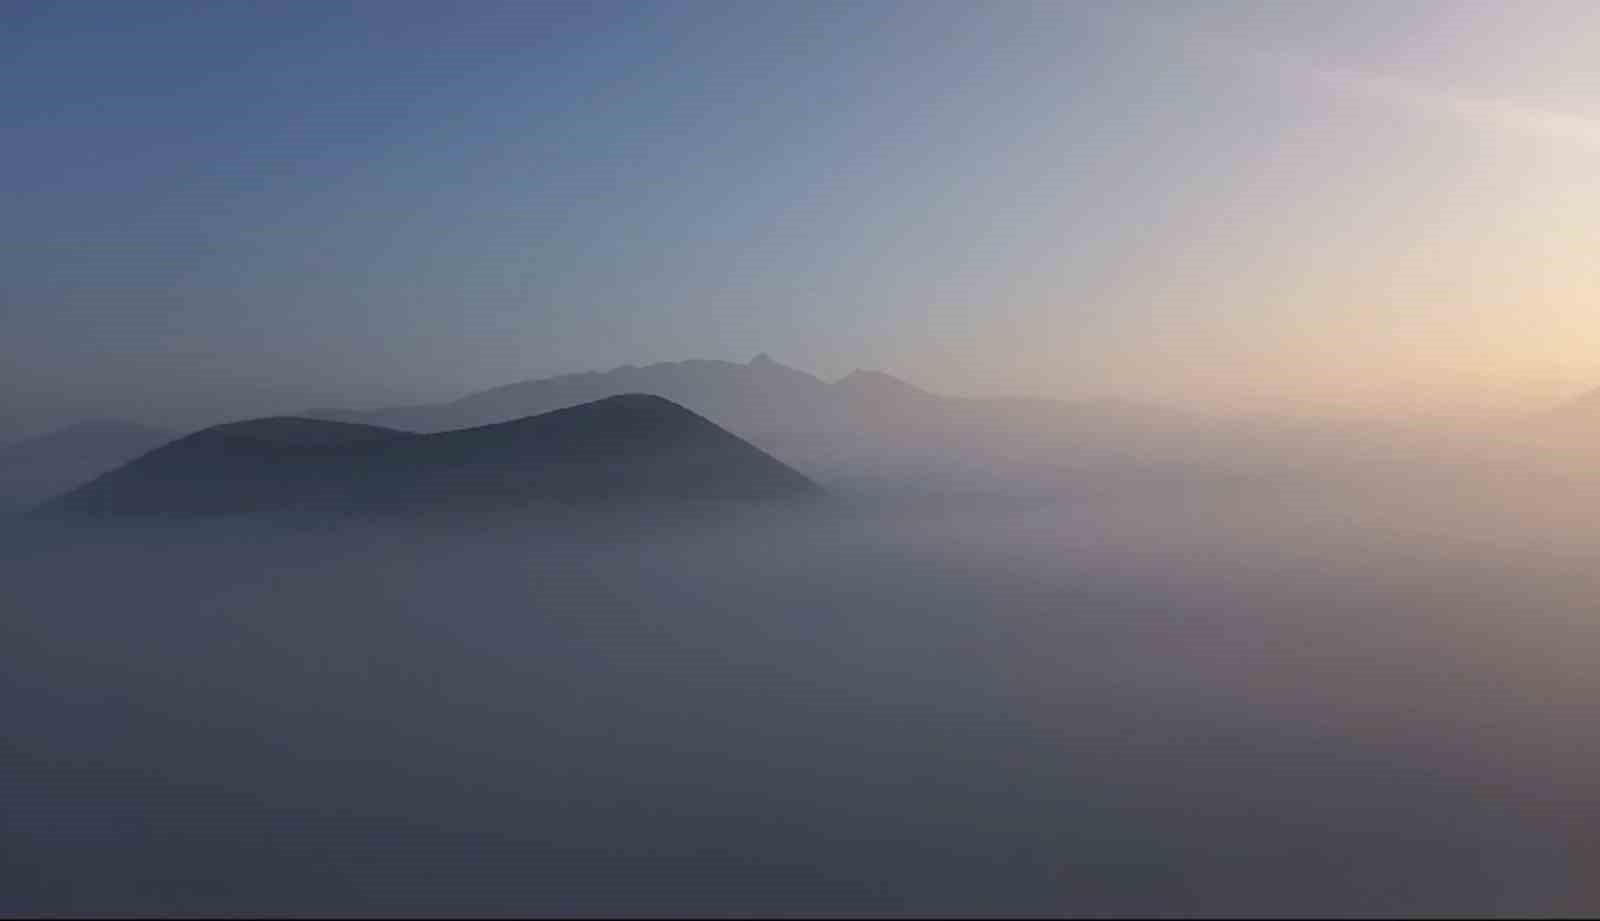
[6,1,1599,425]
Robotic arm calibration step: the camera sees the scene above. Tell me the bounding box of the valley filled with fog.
[14,2,1600,914]
[7,460,1600,915]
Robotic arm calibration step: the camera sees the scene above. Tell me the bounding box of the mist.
[8,2,1600,914]
[7,456,1600,916]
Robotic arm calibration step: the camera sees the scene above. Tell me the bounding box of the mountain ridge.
[297,355,1203,491]
[36,395,820,522]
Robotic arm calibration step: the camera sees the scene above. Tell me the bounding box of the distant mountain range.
[302,354,1210,491]
[301,354,1600,492]
[306,354,937,435]
[10,355,1158,513]
[35,395,819,522]
[14,356,1600,519]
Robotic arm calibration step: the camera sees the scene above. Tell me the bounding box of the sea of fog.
[4,474,1600,915]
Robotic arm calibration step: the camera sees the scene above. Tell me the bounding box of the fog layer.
[5,472,1600,915]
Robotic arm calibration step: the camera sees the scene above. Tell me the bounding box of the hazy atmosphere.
[7,1,1600,429]
[7,2,1600,917]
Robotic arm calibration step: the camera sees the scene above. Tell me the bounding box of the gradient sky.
[6,0,1599,427]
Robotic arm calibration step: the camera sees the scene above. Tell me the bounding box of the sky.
[5,0,1599,427]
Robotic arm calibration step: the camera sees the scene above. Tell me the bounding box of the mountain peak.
[741,353,827,388]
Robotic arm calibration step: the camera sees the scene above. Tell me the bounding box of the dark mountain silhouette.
[36,395,819,521]
[0,419,172,514]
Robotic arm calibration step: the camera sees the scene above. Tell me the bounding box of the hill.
[36,395,819,521]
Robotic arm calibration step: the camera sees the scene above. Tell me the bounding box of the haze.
[8,2,1600,917]
[7,1,1600,428]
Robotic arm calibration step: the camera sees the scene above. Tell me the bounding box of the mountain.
[0,419,173,514]
[304,355,1208,492]
[35,395,820,521]
[305,355,1556,495]
[308,355,841,436]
